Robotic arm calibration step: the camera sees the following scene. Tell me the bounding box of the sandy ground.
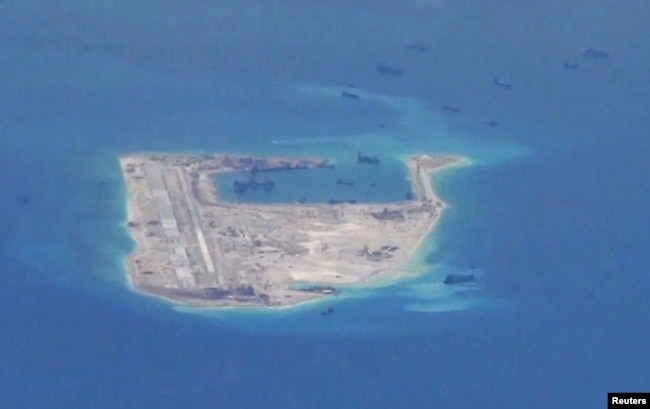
[119,153,465,308]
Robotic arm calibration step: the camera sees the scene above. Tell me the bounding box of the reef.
[121,153,462,308]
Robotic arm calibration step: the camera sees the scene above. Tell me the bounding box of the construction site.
[120,153,460,308]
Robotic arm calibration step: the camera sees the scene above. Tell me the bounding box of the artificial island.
[120,152,462,308]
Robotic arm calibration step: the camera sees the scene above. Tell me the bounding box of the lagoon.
[215,158,413,204]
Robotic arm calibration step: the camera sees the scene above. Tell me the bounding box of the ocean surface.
[2,1,650,408]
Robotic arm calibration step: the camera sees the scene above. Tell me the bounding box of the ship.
[299,285,339,295]
[483,120,499,127]
[406,42,426,53]
[356,152,380,165]
[341,90,360,100]
[233,178,275,194]
[442,105,462,114]
[493,78,513,90]
[563,61,578,70]
[327,199,357,205]
[320,306,335,316]
[443,273,475,285]
[377,63,403,77]
[583,48,609,59]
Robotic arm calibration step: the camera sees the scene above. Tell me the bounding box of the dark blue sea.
[2,1,650,408]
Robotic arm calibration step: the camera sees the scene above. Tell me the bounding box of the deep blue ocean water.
[2,1,650,408]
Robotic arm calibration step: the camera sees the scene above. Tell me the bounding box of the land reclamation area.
[121,153,460,308]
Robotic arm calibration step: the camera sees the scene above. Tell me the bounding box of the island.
[120,153,462,308]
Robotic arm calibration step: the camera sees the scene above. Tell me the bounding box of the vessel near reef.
[320,306,335,316]
[357,152,380,165]
[300,285,340,295]
[377,63,403,77]
[233,178,274,194]
[327,198,357,205]
[443,273,475,285]
[341,90,360,99]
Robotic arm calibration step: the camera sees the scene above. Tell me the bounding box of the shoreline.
[404,155,471,266]
[119,152,467,311]
[403,155,467,260]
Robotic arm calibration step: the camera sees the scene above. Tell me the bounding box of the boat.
[327,199,357,205]
[406,42,426,53]
[233,180,248,194]
[442,105,462,114]
[583,48,609,59]
[357,152,380,165]
[377,63,403,77]
[443,273,475,285]
[300,285,339,294]
[320,306,335,316]
[341,90,360,100]
[563,61,578,70]
[232,178,275,194]
[493,78,513,89]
